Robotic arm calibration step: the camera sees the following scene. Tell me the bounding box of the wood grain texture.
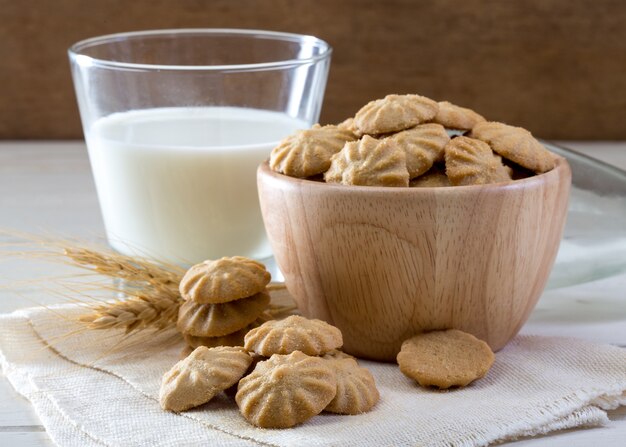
[258,159,572,361]
[0,0,625,139]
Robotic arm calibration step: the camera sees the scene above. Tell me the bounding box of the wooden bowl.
[257,158,571,361]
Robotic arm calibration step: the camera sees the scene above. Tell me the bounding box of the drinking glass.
[69,29,331,264]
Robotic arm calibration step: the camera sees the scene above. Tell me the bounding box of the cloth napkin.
[1,304,625,447]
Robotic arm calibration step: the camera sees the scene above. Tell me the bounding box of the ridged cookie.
[432,101,486,130]
[160,346,252,411]
[236,351,337,428]
[444,136,512,186]
[244,315,343,356]
[269,124,356,178]
[325,135,409,187]
[177,291,270,337]
[389,123,450,178]
[324,357,379,414]
[179,256,270,304]
[471,121,555,173]
[354,94,439,135]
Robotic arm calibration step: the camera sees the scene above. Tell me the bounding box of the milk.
[86,107,307,264]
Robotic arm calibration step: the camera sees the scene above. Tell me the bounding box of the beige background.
[1,0,625,139]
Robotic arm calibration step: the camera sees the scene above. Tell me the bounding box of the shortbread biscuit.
[409,165,451,187]
[471,121,555,173]
[354,94,439,135]
[160,346,252,412]
[324,135,410,187]
[179,257,270,304]
[324,357,379,414]
[177,291,270,337]
[433,101,486,130]
[397,329,495,389]
[444,136,512,186]
[183,313,271,349]
[389,123,450,178]
[236,351,337,428]
[244,315,343,356]
[270,125,356,178]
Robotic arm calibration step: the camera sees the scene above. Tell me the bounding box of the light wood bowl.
[257,158,571,361]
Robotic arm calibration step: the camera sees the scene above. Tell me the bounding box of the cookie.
[324,357,379,414]
[236,351,337,428]
[179,257,270,304]
[269,124,356,178]
[432,101,486,130]
[396,329,495,389]
[444,136,512,186]
[160,346,252,412]
[182,313,271,349]
[471,121,555,173]
[244,315,343,357]
[409,165,451,188]
[354,94,439,135]
[324,135,410,187]
[177,291,270,337]
[389,123,450,178]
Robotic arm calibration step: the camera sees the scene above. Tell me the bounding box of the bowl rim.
[258,156,570,195]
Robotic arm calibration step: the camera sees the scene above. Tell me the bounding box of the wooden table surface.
[0,141,624,446]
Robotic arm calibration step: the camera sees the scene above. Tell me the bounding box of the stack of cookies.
[176,257,272,354]
[160,315,380,428]
[269,93,556,187]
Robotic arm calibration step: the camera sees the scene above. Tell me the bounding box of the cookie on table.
[244,314,343,357]
[324,357,380,414]
[432,101,486,130]
[354,94,439,135]
[389,123,450,178]
[444,136,512,186]
[160,346,252,412]
[325,135,410,187]
[396,329,495,389]
[177,291,270,337]
[236,351,337,428]
[471,121,555,173]
[179,256,271,304]
[270,124,356,178]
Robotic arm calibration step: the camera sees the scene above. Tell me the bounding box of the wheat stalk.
[79,289,181,334]
[63,247,184,287]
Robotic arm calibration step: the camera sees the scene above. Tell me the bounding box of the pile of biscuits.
[161,314,380,428]
[269,94,556,187]
[176,256,272,354]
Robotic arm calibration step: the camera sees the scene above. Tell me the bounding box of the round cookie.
[389,123,450,179]
[354,94,439,135]
[432,101,486,130]
[179,256,270,304]
[269,124,356,178]
[324,135,409,187]
[471,121,555,173]
[396,329,495,389]
[236,351,337,428]
[160,346,252,412]
[324,357,379,414]
[177,291,270,337]
[444,136,512,186]
[244,315,343,357]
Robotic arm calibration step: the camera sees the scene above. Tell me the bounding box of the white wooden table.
[0,141,624,446]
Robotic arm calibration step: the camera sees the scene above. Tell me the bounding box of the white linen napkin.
[1,304,625,447]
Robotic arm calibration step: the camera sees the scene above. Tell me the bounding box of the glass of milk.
[69,29,331,264]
